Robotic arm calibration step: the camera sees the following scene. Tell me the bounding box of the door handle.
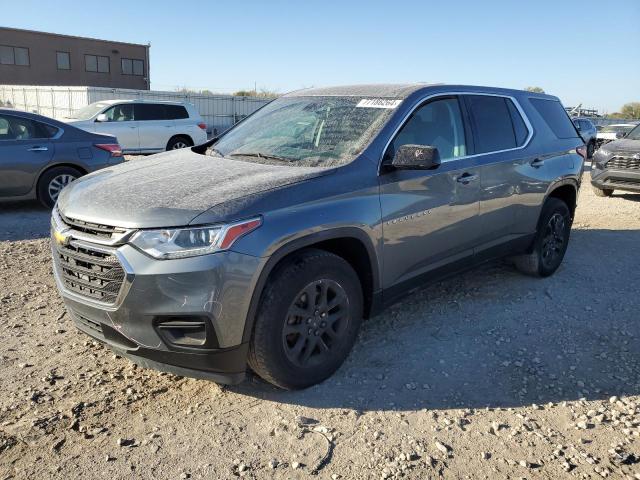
[530,158,545,168]
[456,173,478,184]
[27,146,48,152]
[129,126,137,129]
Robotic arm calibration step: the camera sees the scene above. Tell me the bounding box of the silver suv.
[51,84,586,389]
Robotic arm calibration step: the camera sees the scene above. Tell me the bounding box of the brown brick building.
[0,27,150,89]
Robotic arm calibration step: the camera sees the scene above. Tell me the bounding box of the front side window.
[209,96,396,167]
[0,45,29,66]
[56,51,70,70]
[386,97,467,162]
[85,54,109,73]
[0,115,58,140]
[103,104,135,122]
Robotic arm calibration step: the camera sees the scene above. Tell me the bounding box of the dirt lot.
[1,171,639,480]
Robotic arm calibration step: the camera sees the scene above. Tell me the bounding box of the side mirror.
[95,113,108,122]
[391,144,440,170]
[615,131,625,139]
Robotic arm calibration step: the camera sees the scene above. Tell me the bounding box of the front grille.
[57,208,126,241]
[607,156,640,170]
[53,241,125,304]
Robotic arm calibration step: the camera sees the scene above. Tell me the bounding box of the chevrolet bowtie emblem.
[53,229,71,246]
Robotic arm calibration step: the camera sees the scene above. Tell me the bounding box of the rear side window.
[465,95,518,153]
[135,103,167,121]
[530,98,577,139]
[0,114,58,140]
[164,105,189,120]
[506,100,529,146]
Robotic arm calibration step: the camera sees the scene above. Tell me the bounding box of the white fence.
[0,85,272,135]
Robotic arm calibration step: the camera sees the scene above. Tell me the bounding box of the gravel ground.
[1,171,639,479]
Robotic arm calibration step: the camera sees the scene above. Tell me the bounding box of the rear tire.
[592,186,613,197]
[166,135,193,151]
[512,198,571,277]
[37,166,82,209]
[248,249,363,390]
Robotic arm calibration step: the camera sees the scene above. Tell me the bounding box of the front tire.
[37,166,82,208]
[248,249,363,390]
[592,186,613,197]
[513,198,571,277]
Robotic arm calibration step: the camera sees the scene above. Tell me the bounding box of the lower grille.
[75,313,103,335]
[53,241,125,304]
[606,178,640,187]
[607,156,640,170]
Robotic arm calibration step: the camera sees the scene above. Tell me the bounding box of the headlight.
[130,217,261,259]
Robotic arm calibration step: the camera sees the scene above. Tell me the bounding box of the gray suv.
[51,84,586,389]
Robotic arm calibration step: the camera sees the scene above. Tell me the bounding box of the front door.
[94,104,139,152]
[0,114,55,196]
[379,96,480,291]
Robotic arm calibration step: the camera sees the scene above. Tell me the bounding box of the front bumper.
[591,165,640,192]
[52,233,264,384]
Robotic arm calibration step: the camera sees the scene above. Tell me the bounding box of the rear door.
[93,103,139,152]
[379,96,481,291]
[136,103,174,152]
[0,114,56,196]
[462,94,534,250]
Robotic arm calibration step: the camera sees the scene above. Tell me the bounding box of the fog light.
[154,316,218,349]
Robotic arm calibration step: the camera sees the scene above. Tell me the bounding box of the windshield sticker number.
[356,98,402,109]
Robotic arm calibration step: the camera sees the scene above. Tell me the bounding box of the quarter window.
[387,97,467,162]
[85,54,110,73]
[56,51,71,70]
[0,45,30,66]
[530,98,577,139]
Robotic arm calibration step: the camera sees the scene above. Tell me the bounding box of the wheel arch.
[166,134,194,150]
[241,227,380,343]
[35,162,87,198]
[545,179,578,220]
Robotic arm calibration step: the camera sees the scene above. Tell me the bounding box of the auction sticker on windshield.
[356,98,403,109]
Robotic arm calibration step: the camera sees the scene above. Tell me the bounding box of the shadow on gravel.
[232,228,640,412]
[615,193,640,202]
[0,201,51,241]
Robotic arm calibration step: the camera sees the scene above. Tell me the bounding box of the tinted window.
[85,54,109,73]
[506,99,529,146]
[56,51,70,70]
[466,95,517,153]
[164,105,189,119]
[0,45,29,66]
[135,104,167,121]
[530,98,577,139]
[387,97,467,162]
[0,115,58,140]
[103,104,135,122]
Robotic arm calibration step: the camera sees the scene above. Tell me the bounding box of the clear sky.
[2,0,638,112]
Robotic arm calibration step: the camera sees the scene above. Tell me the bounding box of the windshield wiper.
[228,152,294,163]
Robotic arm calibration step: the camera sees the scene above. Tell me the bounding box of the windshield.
[626,124,640,140]
[601,124,636,134]
[67,102,110,120]
[208,96,398,167]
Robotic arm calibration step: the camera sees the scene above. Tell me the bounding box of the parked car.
[51,84,585,389]
[572,118,597,157]
[0,108,123,208]
[63,100,208,154]
[591,123,640,197]
[595,123,637,148]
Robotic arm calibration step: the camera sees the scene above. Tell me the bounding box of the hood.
[600,138,640,153]
[57,149,333,228]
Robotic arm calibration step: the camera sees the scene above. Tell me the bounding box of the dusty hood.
[57,149,332,228]
[601,138,640,153]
